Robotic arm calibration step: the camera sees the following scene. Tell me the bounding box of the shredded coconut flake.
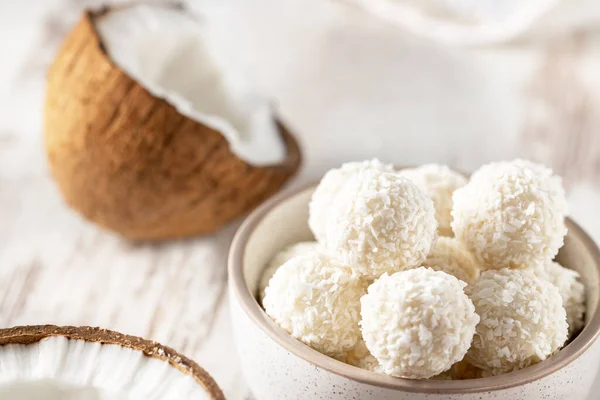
[466,268,568,375]
[360,267,479,379]
[398,164,467,237]
[263,252,366,358]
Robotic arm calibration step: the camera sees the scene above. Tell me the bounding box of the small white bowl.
[228,184,600,400]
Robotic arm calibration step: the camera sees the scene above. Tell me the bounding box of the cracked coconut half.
[44,4,300,240]
[0,325,224,400]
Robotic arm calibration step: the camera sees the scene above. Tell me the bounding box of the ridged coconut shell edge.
[0,325,225,399]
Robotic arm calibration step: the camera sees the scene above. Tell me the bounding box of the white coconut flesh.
[95,5,285,166]
[0,337,211,399]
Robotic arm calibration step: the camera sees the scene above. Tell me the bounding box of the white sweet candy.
[452,159,568,270]
[309,159,394,243]
[263,252,366,358]
[398,164,467,236]
[466,268,568,374]
[326,169,437,279]
[535,261,585,337]
[360,268,479,379]
[259,241,319,300]
[422,237,480,284]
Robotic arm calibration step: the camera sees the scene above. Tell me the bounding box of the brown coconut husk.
[44,10,301,240]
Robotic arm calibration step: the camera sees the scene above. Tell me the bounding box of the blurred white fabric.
[347,0,600,45]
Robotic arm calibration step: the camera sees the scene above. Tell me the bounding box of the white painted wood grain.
[2,1,600,399]
[0,136,247,397]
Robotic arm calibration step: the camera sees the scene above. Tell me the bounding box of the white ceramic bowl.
[228,184,600,400]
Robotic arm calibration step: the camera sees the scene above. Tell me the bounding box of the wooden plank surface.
[2,1,600,399]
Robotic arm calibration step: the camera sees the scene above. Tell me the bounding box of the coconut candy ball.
[422,237,480,284]
[535,261,586,337]
[487,159,568,238]
[309,159,395,243]
[452,160,568,270]
[398,164,467,236]
[263,252,365,358]
[259,241,320,300]
[466,268,568,374]
[360,268,479,379]
[326,169,437,279]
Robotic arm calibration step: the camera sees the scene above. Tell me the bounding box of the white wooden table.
[2,1,600,398]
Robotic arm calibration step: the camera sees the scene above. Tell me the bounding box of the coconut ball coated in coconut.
[398,164,467,236]
[263,252,365,358]
[360,267,479,379]
[309,159,395,243]
[422,237,480,284]
[452,160,568,270]
[466,268,568,374]
[326,169,437,279]
[259,241,319,300]
[536,261,585,337]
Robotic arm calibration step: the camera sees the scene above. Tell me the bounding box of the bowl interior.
[243,187,315,295]
[236,184,600,391]
[557,224,600,329]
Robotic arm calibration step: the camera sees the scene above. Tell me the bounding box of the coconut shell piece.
[0,325,225,399]
[44,10,301,240]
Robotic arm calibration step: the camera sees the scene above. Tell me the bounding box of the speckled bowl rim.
[228,182,600,394]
